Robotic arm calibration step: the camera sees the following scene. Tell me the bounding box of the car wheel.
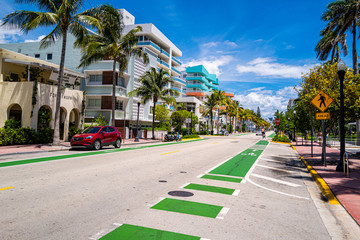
[114,138,121,148]
[93,140,101,150]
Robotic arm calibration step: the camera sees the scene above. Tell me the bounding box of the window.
[34,54,40,58]
[10,73,19,82]
[117,77,125,87]
[89,75,102,82]
[108,127,115,132]
[116,100,123,110]
[150,106,154,114]
[17,48,21,53]
[88,99,101,107]
[47,53,53,61]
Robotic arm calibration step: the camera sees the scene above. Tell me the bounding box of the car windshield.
[82,127,101,134]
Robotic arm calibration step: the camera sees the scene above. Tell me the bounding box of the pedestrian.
[318,132,322,146]
[261,128,266,139]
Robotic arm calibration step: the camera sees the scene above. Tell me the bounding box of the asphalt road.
[1,134,359,240]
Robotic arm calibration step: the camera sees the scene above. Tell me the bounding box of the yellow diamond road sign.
[311,90,333,112]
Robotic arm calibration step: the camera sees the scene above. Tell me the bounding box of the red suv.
[71,126,122,150]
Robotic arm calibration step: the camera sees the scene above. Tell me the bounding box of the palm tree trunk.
[331,45,336,64]
[53,32,67,146]
[210,110,213,135]
[112,59,117,126]
[152,100,156,139]
[353,21,358,74]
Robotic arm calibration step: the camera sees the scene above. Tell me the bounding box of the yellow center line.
[161,150,180,156]
[0,187,14,191]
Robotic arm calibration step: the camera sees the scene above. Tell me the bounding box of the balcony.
[173,57,182,66]
[172,77,186,84]
[170,86,181,92]
[137,41,161,53]
[186,83,209,91]
[160,49,170,58]
[157,58,169,68]
[172,68,181,75]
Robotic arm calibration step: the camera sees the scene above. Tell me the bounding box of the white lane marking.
[216,207,230,219]
[251,173,301,187]
[89,223,122,240]
[197,174,204,178]
[247,178,309,200]
[200,238,211,240]
[260,158,283,163]
[179,183,190,189]
[256,164,293,173]
[243,148,267,184]
[232,189,240,196]
[147,197,165,207]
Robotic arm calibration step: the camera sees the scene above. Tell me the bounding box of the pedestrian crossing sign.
[311,90,333,112]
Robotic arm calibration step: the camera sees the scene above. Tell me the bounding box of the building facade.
[0,48,85,141]
[0,9,183,139]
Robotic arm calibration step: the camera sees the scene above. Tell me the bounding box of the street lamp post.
[336,60,346,171]
[134,102,140,142]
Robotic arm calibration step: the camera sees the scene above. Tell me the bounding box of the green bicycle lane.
[98,140,269,239]
[0,139,206,168]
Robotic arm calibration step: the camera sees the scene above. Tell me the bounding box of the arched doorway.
[69,108,80,129]
[7,104,22,124]
[60,107,67,140]
[37,105,52,130]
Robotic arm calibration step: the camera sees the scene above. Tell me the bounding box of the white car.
[256,130,262,136]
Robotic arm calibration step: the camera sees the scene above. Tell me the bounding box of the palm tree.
[77,4,148,127]
[315,28,348,63]
[129,68,178,139]
[2,0,101,145]
[322,0,360,74]
[202,92,219,135]
[212,90,225,133]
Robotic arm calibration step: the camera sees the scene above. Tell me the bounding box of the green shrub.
[4,119,21,129]
[68,126,81,140]
[272,134,291,143]
[195,130,208,135]
[35,127,54,143]
[182,134,200,139]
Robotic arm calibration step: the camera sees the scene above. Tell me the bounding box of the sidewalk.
[0,138,162,156]
[293,142,360,225]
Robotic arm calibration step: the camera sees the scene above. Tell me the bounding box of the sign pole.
[321,119,327,167]
[310,111,314,157]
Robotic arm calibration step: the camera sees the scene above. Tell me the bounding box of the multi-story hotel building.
[0,9,183,139]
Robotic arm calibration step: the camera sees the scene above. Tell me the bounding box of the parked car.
[70,126,122,150]
[256,130,262,136]
[219,129,229,136]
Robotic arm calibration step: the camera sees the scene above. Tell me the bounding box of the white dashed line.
[179,183,190,189]
[232,189,240,196]
[251,173,301,187]
[247,178,309,200]
[256,164,293,173]
[216,207,230,219]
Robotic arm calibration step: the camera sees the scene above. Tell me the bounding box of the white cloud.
[25,35,46,42]
[224,40,238,48]
[234,86,298,118]
[0,21,22,43]
[248,87,265,92]
[202,42,219,48]
[236,57,311,79]
[183,55,234,76]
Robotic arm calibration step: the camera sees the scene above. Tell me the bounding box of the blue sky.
[1,0,347,118]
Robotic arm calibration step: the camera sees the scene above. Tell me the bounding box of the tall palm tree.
[322,0,360,74]
[202,92,219,135]
[2,0,101,145]
[129,68,178,139]
[212,90,225,132]
[315,28,348,63]
[77,4,148,127]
